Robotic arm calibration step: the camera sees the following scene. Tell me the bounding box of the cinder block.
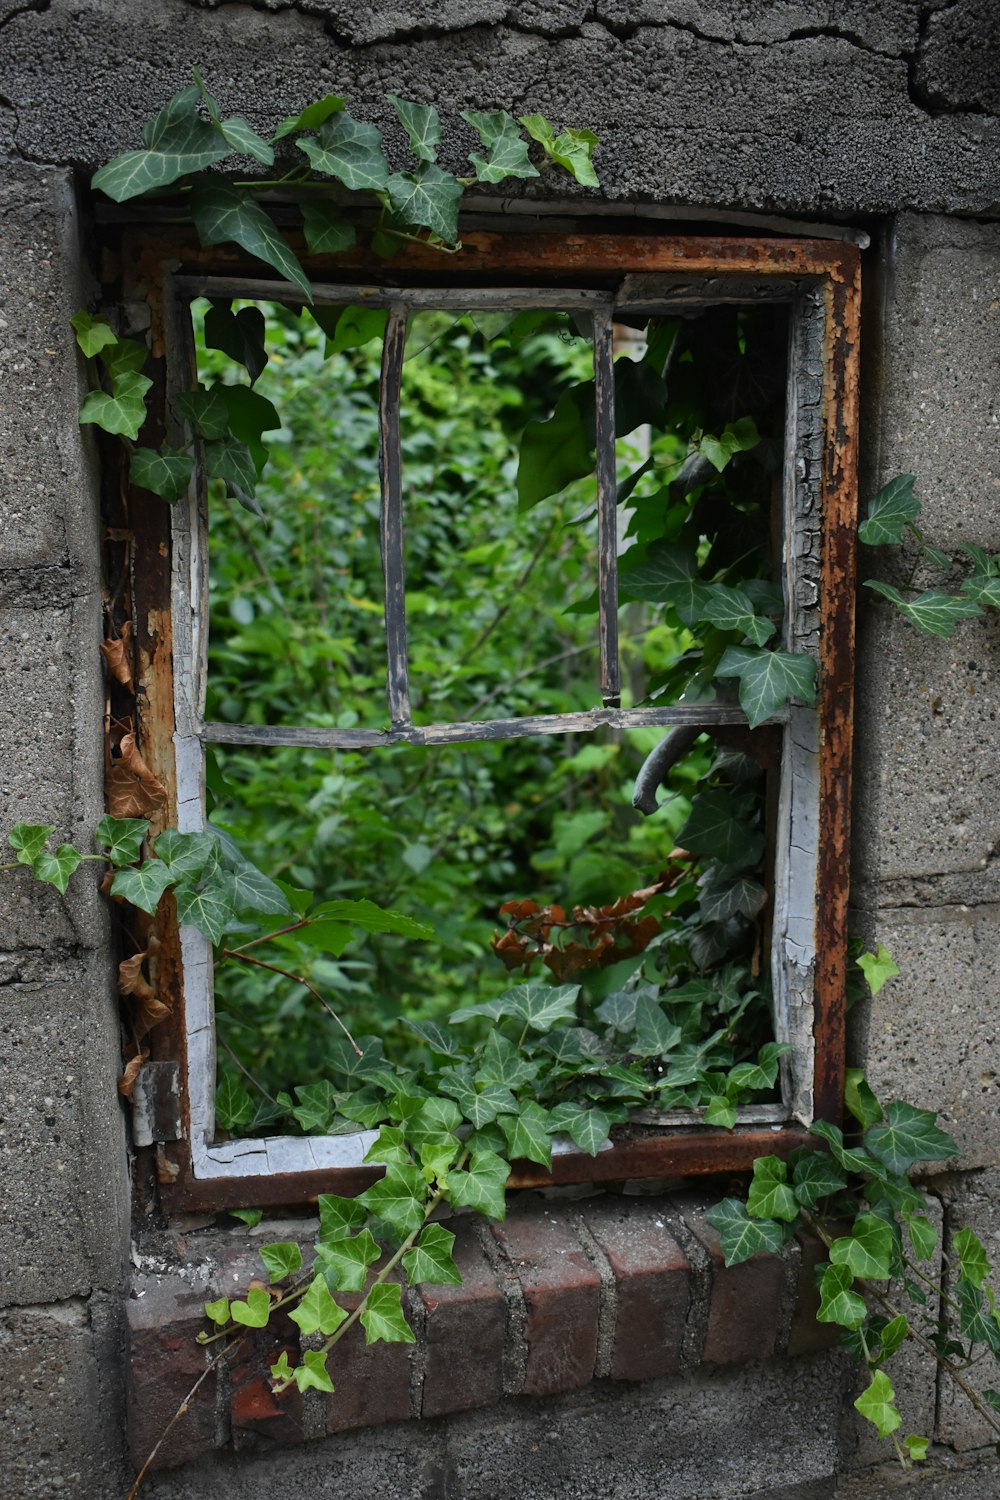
[937,1168,1000,1452]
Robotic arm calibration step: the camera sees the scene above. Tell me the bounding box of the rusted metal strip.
[379,304,411,730]
[593,307,620,707]
[201,701,769,751]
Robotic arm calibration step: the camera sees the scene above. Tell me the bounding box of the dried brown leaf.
[117,1046,150,1100]
[99,620,134,690]
[118,950,153,999]
[132,993,172,1038]
[106,732,167,817]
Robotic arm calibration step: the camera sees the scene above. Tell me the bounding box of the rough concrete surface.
[935,1167,1000,1451]
[840,1447,1000,1499]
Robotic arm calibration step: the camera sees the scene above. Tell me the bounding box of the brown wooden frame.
[109,225,859,1213]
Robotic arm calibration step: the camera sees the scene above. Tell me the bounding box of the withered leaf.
[117,1046,150,1100]
[99,620,134,690]
[106,732,167,818]
[118,950,153,1000]
[132,992,172,1038]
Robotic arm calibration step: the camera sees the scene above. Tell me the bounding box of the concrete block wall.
[0,2,997,1496]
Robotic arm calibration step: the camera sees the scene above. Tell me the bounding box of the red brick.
[683,1202,787,1366]
[229,1305,306,1452]
[786,1232,840,1357]
[492,1201,600,1396]
[126,1276,222,1472]
[325,1273,414,1433]
[418,1220,505,1418]
[581,1198,691,1381]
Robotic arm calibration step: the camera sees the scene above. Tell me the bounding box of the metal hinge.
[131,1061,183,1145]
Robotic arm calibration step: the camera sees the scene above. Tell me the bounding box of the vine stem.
[126,1338,236,1500]
[220,948,362,1056]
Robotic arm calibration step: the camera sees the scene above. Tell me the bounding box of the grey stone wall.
[0,2,998,1496]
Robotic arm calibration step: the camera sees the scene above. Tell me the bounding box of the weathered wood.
[176,274,614,314]
[593,307,620,706]
[379,305,411,728]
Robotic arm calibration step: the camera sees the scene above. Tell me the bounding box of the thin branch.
[126,1339,237,1500]
[221,949,362,1056]
[217,1033,278,1107]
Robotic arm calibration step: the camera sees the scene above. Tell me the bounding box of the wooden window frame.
[112,225,859,1213]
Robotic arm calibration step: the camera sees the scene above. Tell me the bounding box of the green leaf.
[71,311,118,357]
[308,899,433,941]
[110,859,176,915]
[816,1263,868,1329]
[230,1207,263,1227]
[402,1223,462,1286]
[289,1275,347,1337]
[519,114,600,186]
[312,305,389,356]
[864,1100,957,1176]
[704,1198,788,1265]
[438,1070,517,1129]
[548,1103,612,1156]
[854,1370,902,1438]
[630,994,682,1057]
[205,434,258,497]
[100,338,149,380]
[700,416,760,473]
[131,445,195,503]
[475,1031,538,1090]
[215,1074,254,1131]
[94,815,149,867]
[499,1101,553,1170]
[387,163,464,244]
[984,1390,1000,1415]
[462,109,538,183]
[314,1228,381,1293]
[961,573,1000,608]
[317,1193,367,1241]
[694,583,775,646]
[190,181,313,303]
[698,876,768,923]
[877,1314,909,1364]
[204,301,268,385]
[273,94,346,141]
[498,982,580,1033]
[363,1124,413,1170]
[92,85,231,201]
[446,1150,510,1220]
[292,1348,334,1394]
[174,879,238,944]
[859,475,920,546]
[746,1156,799,1223]
[387,95,442,162]
[844,1068,884,1127]
[864,580,983,638]
[903,1435,929,1462]
[259,1241,302,1283]
[360,1282,415,1345]
[357,1164,426,1239]
[79,370,152,441]
[954,1226,991,1288]
[230,1286,271,1328]
[301,200,356,256]
[282,1080,336,1134]
[204,1296,230,1325]
[829,1214,895,1281]
[403,1019,463,1059]
[217,115,274,166]
[905,1215,937,1262]
[855,945,899,1001]
[297,112,390,193]
[9,823,54,865]
[217,384,282,477]
[791,1151,847,1209]
[679,789,756,863]
[716,645,818,728]
[177,385,230,441]
[956,1282,1000,1354]
[517,385,593,511]
[154,828,217,881]
[727,1042,790,1095]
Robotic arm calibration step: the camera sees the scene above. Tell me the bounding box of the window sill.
[127,1187,837,1473]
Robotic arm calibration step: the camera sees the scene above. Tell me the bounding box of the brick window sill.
[127,1189,837,1473]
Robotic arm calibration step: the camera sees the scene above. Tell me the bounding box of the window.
[110,226,859,1211]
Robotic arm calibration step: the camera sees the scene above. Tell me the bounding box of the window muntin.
[120,231,858,1210]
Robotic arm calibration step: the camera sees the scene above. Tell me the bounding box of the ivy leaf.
[438,1071,517,1129]
[694,583,775,646]
[190,180,313,303]
[282,1080,337,1133]
[309,899,433,941]
[203,1296,229,1326]
[954,1226,991,1288]
[699,417,760,473]
[402,1223,462,1287]
[829,1213,895,1281]
[79,370,152,441]
[317,1192,367,1242]
[297,112,390,193]
[314,1229,381,1293]
[360,1282,415,1345]
[92,85,230,201]
[816,1263,868,1329]
[110,859,176,915]
[746,1156,799,1223]
[217,385,282,477]
[289,1275,347,1337]
[446,1151,510,1220]
[363,1124,413,1170]
[33,844,82,894]
[704,1198,787,1266]
[227,860,292,916]
[204,301,268,385]
[519,114,599,186]
[864,581,983,638]
[679,789,756,863]
[854,1371,902,1438]
[154,828,216,881]
[176,384,230,441]
[903,1435,929,1462]
[215,1074,254,1131]
[174,878,238,943]
[503,983,580,1033]
[630,995,682,1057]
[294,1348,335,1394]
[131,446,195,503]
[94,815,149,867]
[259,1241,302,1283]
[402,1019,463,1059]
[904,1215,937,1262]
[956,1282,1000,1354]
[791,1151,847,1209]
[357,1164,426,1240]
[548,1103,612,1156]
[961,574,1000,608]
[412,1095,463,1136]
[230,1207,263,1227]
[703,1096,737,1128]
[387,95,442,162]
[698,876,768,923]
[9,823,54,865]
[499,1102,553,1170]
[859,474,920,546]
[230,1286,271,1328]
[475,1031,538,1090]
[71,311,118,357]
[386,163,464,245]
[217,115,274,166]
[876,1313,909,1364]
[844,1067,884,1127]
[100,338,149,380]
[301,200,356,256]
[462,109,538,183]
[205,433,257,496]
[864,1100,957,1176]
[273,94,346,141]
[517,385,593,511]
[716,645,818,728]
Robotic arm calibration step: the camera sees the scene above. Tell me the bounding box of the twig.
[217,1033,278,1107]
[221,949,362,1056]
[126,1339,236,1499]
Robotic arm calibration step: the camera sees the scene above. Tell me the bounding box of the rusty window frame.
[116,228,859,1213]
